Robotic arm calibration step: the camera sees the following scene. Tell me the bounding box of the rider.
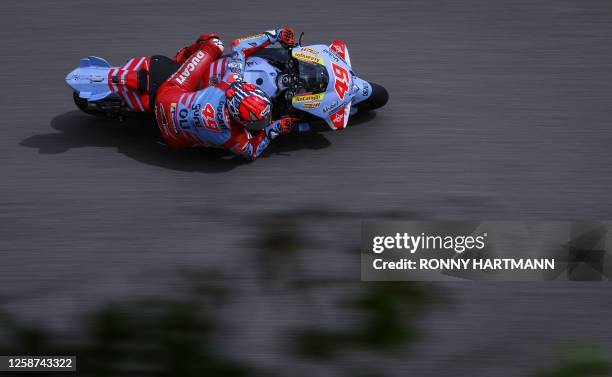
[154,28,298,160]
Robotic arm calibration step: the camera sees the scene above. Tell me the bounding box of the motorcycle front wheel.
[357,82,389,112]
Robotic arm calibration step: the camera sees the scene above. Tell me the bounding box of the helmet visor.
[242,112,272,131]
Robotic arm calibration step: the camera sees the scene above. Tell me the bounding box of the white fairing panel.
[242,57,280,98]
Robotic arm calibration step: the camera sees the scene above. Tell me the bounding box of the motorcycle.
[65,38,388,130]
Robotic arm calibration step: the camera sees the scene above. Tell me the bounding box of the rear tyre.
[357,82,389,112]
[73,92,105,116]
[73,92,129,118]
[73,91,90,112]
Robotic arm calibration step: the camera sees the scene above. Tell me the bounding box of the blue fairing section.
[80,56,111,68]
[66,56,113,101]
[351,76,373,104]
[243,57,279,98]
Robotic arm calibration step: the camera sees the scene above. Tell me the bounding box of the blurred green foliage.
[0,300,252,377]
[293,282,431,360]
[532,345,611,377]
[251,214,435,360]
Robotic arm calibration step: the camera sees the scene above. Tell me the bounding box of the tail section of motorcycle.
[66,56,152,118]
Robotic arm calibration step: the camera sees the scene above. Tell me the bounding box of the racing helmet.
[225,81,272,131]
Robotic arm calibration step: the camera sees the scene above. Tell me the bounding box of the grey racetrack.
[1,0,612,375]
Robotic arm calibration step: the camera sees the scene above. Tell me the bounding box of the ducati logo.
[175,50,205,85]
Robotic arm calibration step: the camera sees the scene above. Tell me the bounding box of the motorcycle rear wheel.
[73,91,104,116]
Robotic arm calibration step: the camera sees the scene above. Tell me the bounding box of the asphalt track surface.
[2,0,612,375]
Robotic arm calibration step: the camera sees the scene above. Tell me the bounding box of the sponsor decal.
[331,62,350,100]
[330,106,346,129]
[178,108,191,130]
[169,103,181,134]
[236,34,265,42]
[331,41,346,59]
[303,102,320,109]
[228,60,243,75]
[201,102,221,132]
[323,48,340,63]
[292,92,325,103]
[362,82,370,98]
[292,51,324,65]
[301,47,320,55]
[191,103,203,128]
[323,100,340,113]
[155,103,170,136]
[216,102,230,128]
[175,50,205,85]
[330,41,347,61]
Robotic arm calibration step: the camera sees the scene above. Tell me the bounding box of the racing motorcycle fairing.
[66,56,114,101]
[290,44,359,129]
[329,40,351,67]
[81,56,111,68]
[242,57,280,98]
[350,76,373,105]
[66,56,153,112]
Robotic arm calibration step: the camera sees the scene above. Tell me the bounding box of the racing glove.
[265,116,300,140]
[276,27,297,48]
[279,116,298,134]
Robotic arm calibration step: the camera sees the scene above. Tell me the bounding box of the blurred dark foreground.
[1,211,611,377]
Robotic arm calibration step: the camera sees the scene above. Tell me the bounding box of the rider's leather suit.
[154,30,289,160]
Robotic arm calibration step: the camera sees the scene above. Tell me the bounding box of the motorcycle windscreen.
[296,61,329,95]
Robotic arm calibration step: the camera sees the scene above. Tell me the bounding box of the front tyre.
[357,82,389,112]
